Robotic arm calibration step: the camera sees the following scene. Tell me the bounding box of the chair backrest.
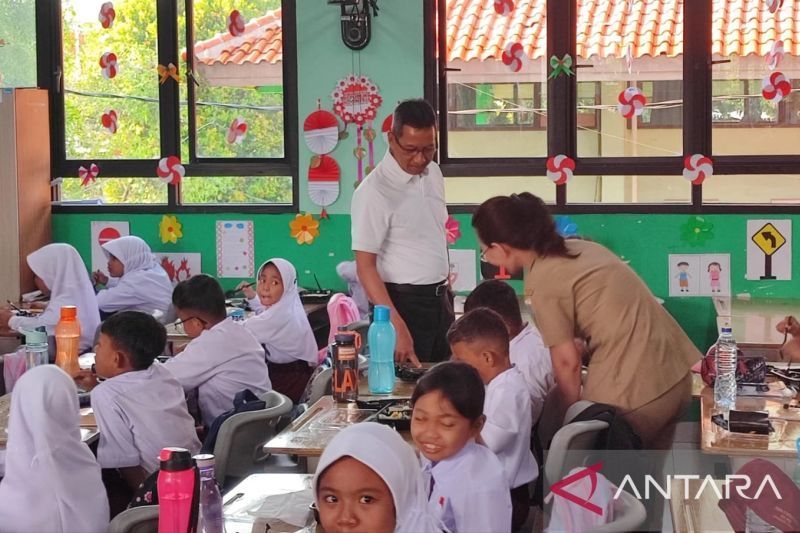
[591,489,647,533]
[544,400,610,486]
[306,367,333,407]
[212,390,292,488]
[107,505,159,533]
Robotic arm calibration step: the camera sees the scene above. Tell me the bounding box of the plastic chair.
[305,367,333,407]
[107,505,159,533]
[591,489,647,533]
[212,390,292,488]
[543,401,610,487]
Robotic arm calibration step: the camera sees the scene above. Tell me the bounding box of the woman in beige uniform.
[472,193,701,450]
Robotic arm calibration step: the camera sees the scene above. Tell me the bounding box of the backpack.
[200,389,266,454]
[317,293,361,363]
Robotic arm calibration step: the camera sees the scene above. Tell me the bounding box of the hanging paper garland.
[98,2,116,29]
[617,86,646,118]
[682,154,713,185]
[289,214,320,245]
[501,42,525,73]
[228,10,246,36]
[546,155,575,185]
[159,215,183,244]
[381,113,393,143]
[101,109,118,134]
[78,163,100,187]
[308,154,341,219]
[99,52,118,79]
[156,156,185,186]
[227,117,248,144]
[762,71,792,103]
[303,107,339,154]
[766,41,785,70]
[331,75,383,185]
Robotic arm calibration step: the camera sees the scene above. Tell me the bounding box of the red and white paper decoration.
[79,164,100,187]
[99,52,118,79]
[303,109,339,154]
[682,154,713,185]
[766,41,784,70]
[381,114,393,143]
[101,109,118,134]
[332,75,383,184]
[157,156,185,186]
[494,0,515,15]
[617,86,646,118]
[308,155,341,218]
[226,117,248,144]
[766,0,784,13]
[762,71,792,103]
[98,2,116,29]
[228,10,246,37]
[546,155,575,185]
[501,42,525,73]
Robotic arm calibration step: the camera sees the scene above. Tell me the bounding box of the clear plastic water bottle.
[368,305,396,394]
[714,326,737,412]
[22,327,49,369]
[194,454,225,533]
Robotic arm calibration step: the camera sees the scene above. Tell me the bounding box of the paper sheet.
[156,253,202,285]
[90,221,129,275]
[448,249,478,292]
[746,219,792,281]
[216,221,255,278]
[668,254,730,297]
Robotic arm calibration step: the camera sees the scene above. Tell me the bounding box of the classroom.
[0,0,799,532]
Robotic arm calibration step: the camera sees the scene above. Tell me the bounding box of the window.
[0,0,37,88]
[429,0,800,210]
[45,0,296,209]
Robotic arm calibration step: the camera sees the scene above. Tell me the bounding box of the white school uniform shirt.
[96,236,173,319]
[166,318,271,426]
[243,258,318,365]
[483,366,539,489]
[422,440,512,533]
[8,243,101,352]
[315,423,444,533]
[0,366,109,533]
[510,322,555,423]
[350,149,449,285]
[91,362,201,473]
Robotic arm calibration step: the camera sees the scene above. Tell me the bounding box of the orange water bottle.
[55,306,81,376]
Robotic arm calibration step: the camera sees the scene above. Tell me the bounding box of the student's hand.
[237,281,257,300]
[92,270,109,286]
[776,316,800,337]
[74,370,99,391]
[394,319,421,368]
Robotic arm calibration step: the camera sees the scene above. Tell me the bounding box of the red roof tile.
[193,1,799,66]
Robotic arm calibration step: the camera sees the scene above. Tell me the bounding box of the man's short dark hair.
[446,307,509,355]
[172,274,227,320]
[392,99,437,138]
[100,311,166,370]
[463,280,523,331]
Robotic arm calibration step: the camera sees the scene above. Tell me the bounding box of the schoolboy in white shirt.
[166,274,271,427]
[449,307,538,531]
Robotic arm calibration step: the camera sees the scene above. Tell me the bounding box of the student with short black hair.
[74,311,200,491]
[410,361,511,533]
[166,274,271,427]
[448,308,538,531]
[464,280,554,422]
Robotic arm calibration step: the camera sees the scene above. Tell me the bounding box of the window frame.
[425,0,800,214]
[37,0,298,213]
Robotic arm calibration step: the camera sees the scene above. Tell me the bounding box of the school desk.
[222,473,314,533]
[669,478,732,533]
[0,393,99,449]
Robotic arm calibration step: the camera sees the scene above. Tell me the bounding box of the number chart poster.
[216,221,255,278]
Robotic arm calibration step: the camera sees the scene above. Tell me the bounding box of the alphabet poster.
[668,254,730,297]
[90,221,129,275]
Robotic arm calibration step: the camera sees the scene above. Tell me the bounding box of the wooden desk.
[0,393,99,449]
[716,298,799,353]
[699,387,800,458]
[669,478,732,533]
[223,473,315,533]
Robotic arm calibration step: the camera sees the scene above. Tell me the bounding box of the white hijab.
[314,423,445,533]
[0,366,109,533]
[244,258,318,365]
[102,235,160,274]
[24,243,101,351]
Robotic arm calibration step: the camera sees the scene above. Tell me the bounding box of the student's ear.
[481,350,497,367]
[472,414,486,435]
[114,349,131,370]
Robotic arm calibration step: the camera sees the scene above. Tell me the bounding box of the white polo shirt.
[351,149,449,285]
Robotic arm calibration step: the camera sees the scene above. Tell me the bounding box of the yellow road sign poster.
[751,223,786,256]
[746,220,792,281]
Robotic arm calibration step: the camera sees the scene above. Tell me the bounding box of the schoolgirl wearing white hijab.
[5,243,101,352]
[94,235,173,320]
[314,422,445,533]
[0,365,109,533]
[243,258,318,402]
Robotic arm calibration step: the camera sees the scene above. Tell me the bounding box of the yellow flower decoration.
[159,214,183,244]
[289,213,320,245]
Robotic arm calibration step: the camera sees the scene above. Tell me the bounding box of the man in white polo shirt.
[351,99,453,365]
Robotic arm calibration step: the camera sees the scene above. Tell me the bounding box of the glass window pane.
[181,175,291,204]
[0,0,37,88]
[577,0,683,158]
[445,177,555,205]
[711,0,800,155]
[444,1,547,157]
[58,178,167,204]
[703,174,800,204]
[568,175,690,203]
[192,1,284,159]
[62,0,160,160]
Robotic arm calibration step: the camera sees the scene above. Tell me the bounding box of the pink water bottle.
[157,447,199,533]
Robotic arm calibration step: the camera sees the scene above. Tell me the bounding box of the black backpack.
[200,389,266,454]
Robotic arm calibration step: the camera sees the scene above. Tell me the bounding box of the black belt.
[385,280,449,297]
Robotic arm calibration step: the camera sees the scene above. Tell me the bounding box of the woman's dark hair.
[392,99,437,138]
[100,311,166,370]
[472,192,573,257]
[410,361,484,422]
[172,274,227,320]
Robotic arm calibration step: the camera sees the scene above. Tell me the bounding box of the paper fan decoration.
[308,155,341,219]
[381,113,393,143]
[331,75,383,185]
[304,108,339,154]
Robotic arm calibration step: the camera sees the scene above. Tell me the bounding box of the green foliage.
[59,0,289,205]
[0,0,37,87]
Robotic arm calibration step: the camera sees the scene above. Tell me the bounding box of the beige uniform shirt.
[525,240,701,411]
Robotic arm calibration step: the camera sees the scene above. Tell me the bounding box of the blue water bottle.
[368,305,396,394]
